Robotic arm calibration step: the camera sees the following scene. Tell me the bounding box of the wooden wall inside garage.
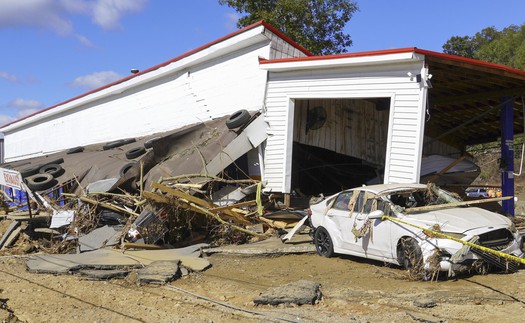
[293,99,389,166]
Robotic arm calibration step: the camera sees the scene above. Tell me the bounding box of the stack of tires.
[21,158,65,192]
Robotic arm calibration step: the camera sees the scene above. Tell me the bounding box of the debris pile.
[0,171,309,282]
[0,114,313,284]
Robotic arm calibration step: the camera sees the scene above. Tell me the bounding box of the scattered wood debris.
[0,172,308,259]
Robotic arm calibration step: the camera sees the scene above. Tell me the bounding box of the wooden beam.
[62,193,139,217]
[405,196,512,214]
[151,182,212,208]
[425,156,466,183]
[209,200,257,212]
[432,88,525,105]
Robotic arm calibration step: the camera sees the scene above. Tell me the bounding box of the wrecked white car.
[309,183,523,278]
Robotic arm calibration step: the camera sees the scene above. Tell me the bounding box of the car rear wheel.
[314,227,334,258]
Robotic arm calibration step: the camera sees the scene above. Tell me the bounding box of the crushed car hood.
[405,207,511,233]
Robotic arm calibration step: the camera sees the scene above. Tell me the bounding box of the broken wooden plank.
[62,193,139,217]
[208,200,257,212]
[145,191,265,237]
[0,221,21,249]
[257,216,290,230]
[1,226,21,250]
[143,191,209,216]
[153,183,252,225]
[152,182,213,208]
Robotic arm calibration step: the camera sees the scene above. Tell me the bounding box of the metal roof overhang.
[260,48,525,149]
[421,51,525,148]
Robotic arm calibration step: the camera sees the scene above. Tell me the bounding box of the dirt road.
[1,249,525,322]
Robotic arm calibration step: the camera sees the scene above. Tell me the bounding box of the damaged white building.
[1,21,524,210]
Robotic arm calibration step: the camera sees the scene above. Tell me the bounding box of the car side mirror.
[368,210,385,219]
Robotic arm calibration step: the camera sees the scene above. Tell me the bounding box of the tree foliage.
[218,0,358,55]
[442,24,525,70]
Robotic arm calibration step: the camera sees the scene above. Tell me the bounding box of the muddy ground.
[1,244,525,323]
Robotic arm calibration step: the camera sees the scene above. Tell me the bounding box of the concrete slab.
[253,280,322,306]
[78,225,122,252]
[203,235,315,255]
[27,248,142,274]
[77,269,130,280]
[137,260,180,284]
[26,243,210,274]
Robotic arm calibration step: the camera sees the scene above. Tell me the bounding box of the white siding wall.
[263,61,426,193]
[4,42,272,162]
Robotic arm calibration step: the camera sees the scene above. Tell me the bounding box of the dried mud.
[1,251,525,322]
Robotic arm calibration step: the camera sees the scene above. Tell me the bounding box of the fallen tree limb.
[62,193,139,217]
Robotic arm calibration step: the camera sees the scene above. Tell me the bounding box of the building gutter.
[259,50,424,72]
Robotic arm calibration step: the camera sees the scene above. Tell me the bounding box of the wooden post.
[25,191,32,219]
[284,193,291,207]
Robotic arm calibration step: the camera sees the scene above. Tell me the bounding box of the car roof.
[347,183,428,195]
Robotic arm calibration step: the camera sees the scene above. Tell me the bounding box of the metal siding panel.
[264,60,425,192]
[4,44,271,161]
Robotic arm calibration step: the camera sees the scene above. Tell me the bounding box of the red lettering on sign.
[3,173,21,187]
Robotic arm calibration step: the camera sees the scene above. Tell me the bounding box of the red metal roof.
[259,46,525,78]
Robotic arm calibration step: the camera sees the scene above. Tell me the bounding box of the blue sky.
[1,0,525,126]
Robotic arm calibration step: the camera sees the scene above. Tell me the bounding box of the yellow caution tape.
[382,215,525,265]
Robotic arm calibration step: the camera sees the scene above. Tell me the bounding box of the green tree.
[442,24,525,70]
[218,0,358,55]
[442,35,476,58]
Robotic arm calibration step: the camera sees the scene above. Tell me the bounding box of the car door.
[324,190,364,256]
[350,192,394,260]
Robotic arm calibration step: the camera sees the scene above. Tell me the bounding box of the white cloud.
[0,0,147,44]
[70,71,124,90]
[9,98,45,117]
[0,114,15,126]
[224,12,240,31]
[0,0,77,35]
[92,0,148,30]
[0,98,46,125]
[0,71,18,83]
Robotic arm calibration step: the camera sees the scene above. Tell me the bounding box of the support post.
[25,190,32,219]
[501,97,514,216]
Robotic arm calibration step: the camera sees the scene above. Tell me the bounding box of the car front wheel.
[314,227,334,258]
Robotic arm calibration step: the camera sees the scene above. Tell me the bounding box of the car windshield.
[383,185,461,214]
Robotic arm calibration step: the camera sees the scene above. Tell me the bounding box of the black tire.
[125,147,146,159]
[45,158,64,165]
[314,227,334,258]
[67,146,84,154]
[20,165,42,178]
[120,162,136,177]
[144,137,160,149]
[26,173,56,191]
[226,109,250,129]
[39,163,65,178]
[103,138,136,150]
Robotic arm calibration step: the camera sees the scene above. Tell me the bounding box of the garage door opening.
[291,98,390,195]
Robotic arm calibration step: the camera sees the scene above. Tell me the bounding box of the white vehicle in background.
[465,187,489,198]
[309,183,523,279]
